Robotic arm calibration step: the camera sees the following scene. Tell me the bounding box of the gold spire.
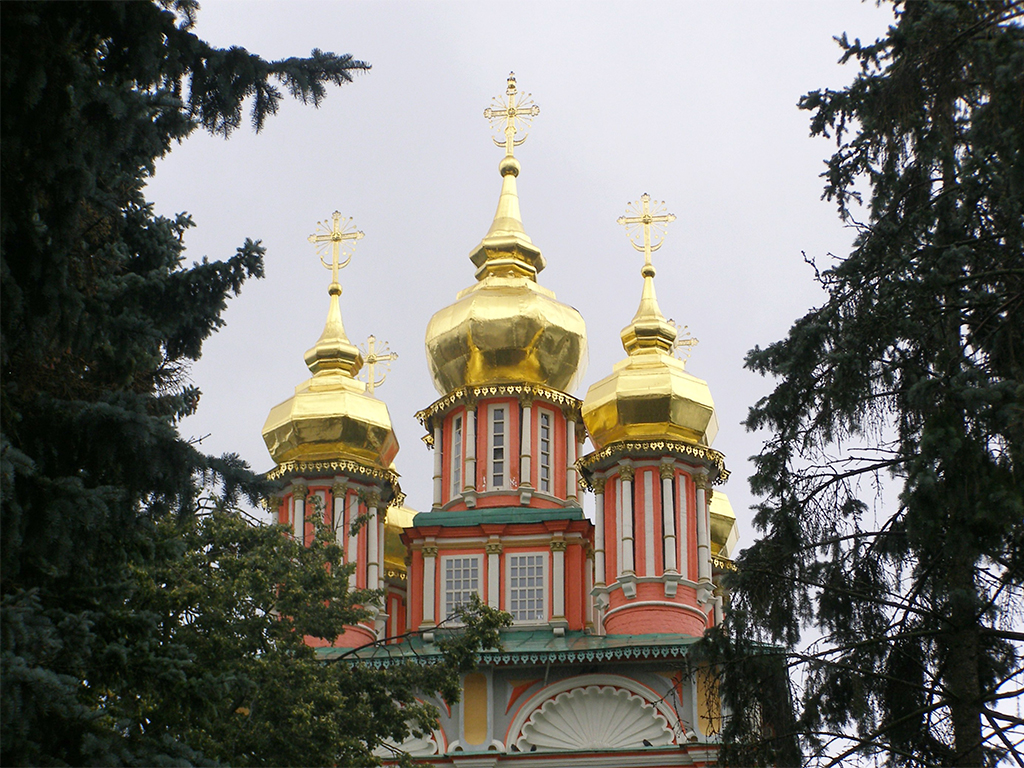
[616,194,679,355]
[303,212,364,376]
[470,73,546,280]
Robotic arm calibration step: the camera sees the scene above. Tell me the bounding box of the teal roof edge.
[411,506,586,528]
[318,629,699,668]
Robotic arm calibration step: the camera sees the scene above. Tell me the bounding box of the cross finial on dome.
[484,72,540,159]
[617,193,679,356]
[303,211,364,377]
[359,335,398,396]
[617,194,676,275]
[308,211,364,293]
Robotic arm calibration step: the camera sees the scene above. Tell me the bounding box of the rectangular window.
[507,553,545,622]
[451,415,463,496]
[443,555,480,620]
[490,405,506,489]
[539,411,552,493]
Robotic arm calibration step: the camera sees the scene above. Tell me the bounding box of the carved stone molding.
[515,685,674,752]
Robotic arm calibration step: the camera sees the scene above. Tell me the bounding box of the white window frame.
[538,408,553,494]
[487,404,508,490]
[451,413,463,496]
[441,554,482,621]
[505,552,547,624]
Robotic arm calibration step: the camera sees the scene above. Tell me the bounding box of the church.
[260,74,738,766]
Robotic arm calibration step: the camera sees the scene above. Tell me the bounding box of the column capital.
[694,472,711,491]
[291,482,308,497]
[618,464,635,482]
[485,541,503,555]
[331,480,348,496]
[422,545,438,558]
[659,462,676,480]
[519,391,535,408]
[550,539,568,552]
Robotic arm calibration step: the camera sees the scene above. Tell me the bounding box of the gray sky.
[147,0,895,541]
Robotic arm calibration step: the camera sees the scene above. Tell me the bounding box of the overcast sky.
[147,0,895,542]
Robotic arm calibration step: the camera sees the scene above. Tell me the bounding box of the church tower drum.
[579,195,730,638]
[261,213,404,647]
[405,74,593,636]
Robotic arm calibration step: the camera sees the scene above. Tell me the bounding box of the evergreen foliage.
[1,3,510,764]
[703,2,1024,766]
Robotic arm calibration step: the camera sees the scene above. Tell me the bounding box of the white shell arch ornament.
[515,685,675,752]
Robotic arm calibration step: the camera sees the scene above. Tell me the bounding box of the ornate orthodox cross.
[617,193,676,269]
[483,72,540,156]
[307,211,364,285]
[359,335,397,396]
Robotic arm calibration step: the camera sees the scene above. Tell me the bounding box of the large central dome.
[424,75,587,396]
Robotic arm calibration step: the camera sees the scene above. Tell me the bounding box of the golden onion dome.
[424,74,587,396]
[582,197,718,450]
[262,251,399,470]
[384,504,417,578]
[709,491,739,559]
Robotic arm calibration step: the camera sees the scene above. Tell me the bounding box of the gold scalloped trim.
[415,383,582,431]
[575,439,729,489]
[265,459,406,507]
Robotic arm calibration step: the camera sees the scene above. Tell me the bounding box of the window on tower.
[451,414,463,496]
[443,555,481,620]
[539,410,552,493]
[489,405,506,489]
[507,553,546,622]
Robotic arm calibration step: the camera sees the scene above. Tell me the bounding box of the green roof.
[411,506,586,528]
[319,629,698,668]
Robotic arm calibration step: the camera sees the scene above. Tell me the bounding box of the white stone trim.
[432,424,443,508]
[520,401,533,489]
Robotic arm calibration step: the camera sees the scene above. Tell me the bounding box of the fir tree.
[1,3,509,764]
[703,2,1024,766]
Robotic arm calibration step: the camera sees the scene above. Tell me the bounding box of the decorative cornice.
[416,383,582,432]
[266,458,405,507]
[343,641,694,669]
[576,439,728,490]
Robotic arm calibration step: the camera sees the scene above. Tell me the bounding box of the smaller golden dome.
[582,201,718,450]
[263,279,398,470]
[709,492,739,559]
[384,505,417,578]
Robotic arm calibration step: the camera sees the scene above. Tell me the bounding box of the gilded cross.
[307,211,364,285]
[617,194,676,268]
[359,335,397,396]
[668,320,699,362]
[483,72,540,156]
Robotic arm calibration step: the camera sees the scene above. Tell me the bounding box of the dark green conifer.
[1,3,510,765]
[704,2,1024,766]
